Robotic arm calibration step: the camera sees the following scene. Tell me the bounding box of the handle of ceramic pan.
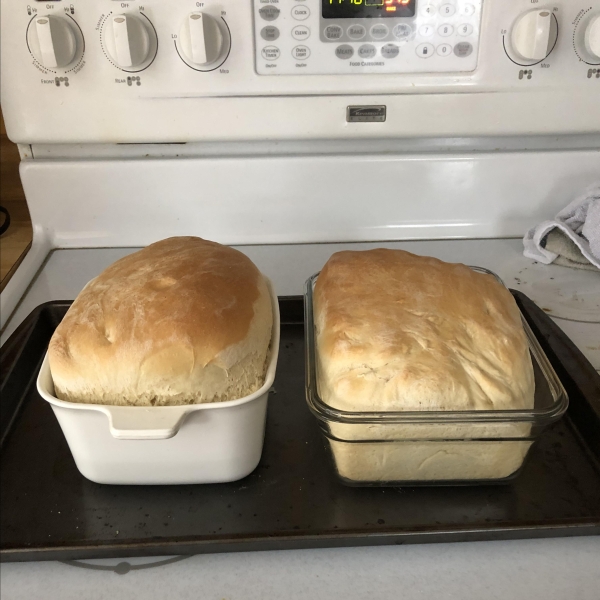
[105,406,192,440]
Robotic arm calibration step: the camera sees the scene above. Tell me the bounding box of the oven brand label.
[346,105,386,123]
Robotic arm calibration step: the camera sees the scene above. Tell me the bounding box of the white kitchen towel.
[523,184,600,271]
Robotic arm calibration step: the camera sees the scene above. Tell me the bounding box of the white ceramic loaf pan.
[37,280,280,485]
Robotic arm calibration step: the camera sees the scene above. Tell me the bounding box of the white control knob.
[511,9,557,61]
[28,15,77,68]
[179,13,224,66]
[104,14,154,68]
[584,14,600,60]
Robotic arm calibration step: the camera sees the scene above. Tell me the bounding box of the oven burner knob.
[104,14,155,68]
[179,13,224,66]
[511,9,558,61]
[584,14,600,60]
[27,15,78,68]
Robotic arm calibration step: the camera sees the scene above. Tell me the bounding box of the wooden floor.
[1,110,33,292]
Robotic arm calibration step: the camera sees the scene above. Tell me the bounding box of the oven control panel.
[1,0,599,143]
[253,0,483,74]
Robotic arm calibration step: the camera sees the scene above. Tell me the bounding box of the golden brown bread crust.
[314,249,535,412]
[48,237,273,406]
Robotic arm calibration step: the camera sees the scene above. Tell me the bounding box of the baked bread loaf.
[314,249,534,413]
[48,237,273,406]
[313,249,536,483]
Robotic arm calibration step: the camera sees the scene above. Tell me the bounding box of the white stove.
[1,0,599,596]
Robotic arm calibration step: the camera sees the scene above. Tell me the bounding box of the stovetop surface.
[1,237,599,599]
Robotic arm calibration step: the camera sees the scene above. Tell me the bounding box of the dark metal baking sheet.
[1,294,599,562]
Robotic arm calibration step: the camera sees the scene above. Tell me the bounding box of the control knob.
[511,9,558,61]
[104,14,156,68]
[179,12,226,66]
[27,15,78,68]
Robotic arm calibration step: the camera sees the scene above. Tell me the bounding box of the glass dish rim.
[305,268,569,425]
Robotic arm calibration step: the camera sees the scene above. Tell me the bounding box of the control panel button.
[292,45,310,60]
[438,24,454,37]
[292,25,310,41]
[261,46,280,60]
[454,41,473,57]
[436,43,453,56]
[420,4,436,17]
[335,44,354,59]
[291,6,310,21]
[415,43,434,58]
[358,44,377,58]
[439,4,456,17]
[419,25,434,37]
[347,24,366,40]
[370,24,389,40]
[381,43,400,59]
[393,24,412,41]
[259,6,280,22]
[457,23,474,37]
[324,25,343,41]
[461,4,476,16]
[261,26,280,42]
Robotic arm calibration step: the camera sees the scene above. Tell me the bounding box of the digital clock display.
[322,0,416,19]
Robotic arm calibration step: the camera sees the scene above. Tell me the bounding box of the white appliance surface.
[1,0,600,142]
[2,148,599,331]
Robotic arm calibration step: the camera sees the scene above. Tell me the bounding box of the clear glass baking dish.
[304,269,569,487]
